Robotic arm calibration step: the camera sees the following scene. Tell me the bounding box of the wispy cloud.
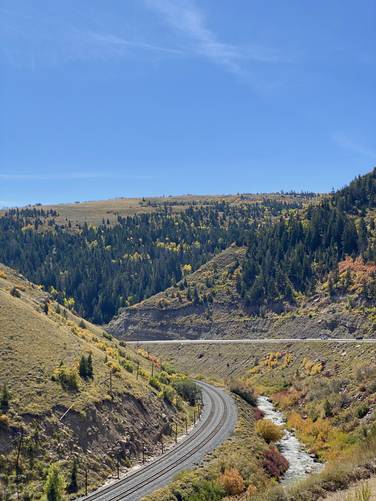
[81,31,183,56]
[144,0,286,74]
[0,7,182,68]
[333,132,376,160]
[0,172,154,181]
[0,2,287,73]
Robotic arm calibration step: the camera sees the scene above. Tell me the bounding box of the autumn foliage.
[262,447,289,479]
[256,419,284,444]
[219,468,245,495]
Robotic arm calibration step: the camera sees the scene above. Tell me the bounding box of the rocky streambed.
[257,396,323,484]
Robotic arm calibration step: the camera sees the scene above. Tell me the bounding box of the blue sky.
[0,0,375,206]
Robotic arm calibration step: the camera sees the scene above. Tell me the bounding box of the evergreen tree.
[87,353,94,379]
[193,286,200,305]
[0,384,10,411]
[67,459,78,494]
[79,355,88,379]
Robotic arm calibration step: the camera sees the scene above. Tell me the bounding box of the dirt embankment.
[108,298,373,342]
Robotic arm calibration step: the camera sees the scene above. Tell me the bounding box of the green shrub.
[173,379,202,406]
[52,366,79,391]
[103,331,113,341]
[160,363,176,375]
[149,376,162,391]
[356,404,370,419]
[157,371,171,385]
[44,463,65,501]
[162,385,176,405]
[121,360,134,373]
[173,479,225,501]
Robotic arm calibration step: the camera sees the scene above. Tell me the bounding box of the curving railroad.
[82,381,237,501]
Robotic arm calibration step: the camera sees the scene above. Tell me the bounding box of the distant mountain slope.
[0,194,310,324]
[107,245,375,341]
[108,169,376,341]
[0,264,194,499]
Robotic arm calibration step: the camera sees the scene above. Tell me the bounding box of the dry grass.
[0,193,317,226]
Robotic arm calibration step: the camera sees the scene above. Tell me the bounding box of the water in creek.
[257,396,323,484]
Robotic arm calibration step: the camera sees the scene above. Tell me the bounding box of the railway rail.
[82,381,236,501]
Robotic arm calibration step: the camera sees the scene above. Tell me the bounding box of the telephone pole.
[85,467,88,496]
[15,428,24,476]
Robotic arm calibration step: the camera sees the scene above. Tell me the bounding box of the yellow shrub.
[0,270,7,279]
[0,414,9,427]
[302,357,324,375]
[219,468,245,495]
[260,352,293,370]
[107,361,121,374]
[287,411,347,459]
[255,419,284,443]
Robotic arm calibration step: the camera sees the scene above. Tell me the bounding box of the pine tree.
[323,399,333,418]
[0,384,10,411]
[193,286,200,305]
[79,355,88,379]
[87,353,93,379]
[67,459,78,494]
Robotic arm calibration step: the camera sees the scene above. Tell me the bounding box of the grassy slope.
[0,193,315,226]
[0,265,196,499]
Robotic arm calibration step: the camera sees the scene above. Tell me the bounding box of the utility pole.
[151,363,154,377]
[116,461,120,479]
[185,416,188,434]
[160,436,164,454]
[15,428,23,476]
[142,443,145,464]
[193,410,196,426]
[85,467,88,496]
[174,422,178,444]
[136,361,140,380]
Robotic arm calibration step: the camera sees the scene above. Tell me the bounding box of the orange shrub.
[246,484,257,497]
[219,468,245,495]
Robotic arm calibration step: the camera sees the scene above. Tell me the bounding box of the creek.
[257,396,323,484]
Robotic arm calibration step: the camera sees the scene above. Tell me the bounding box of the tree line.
[0,199,302,323]
[240,168,376,311]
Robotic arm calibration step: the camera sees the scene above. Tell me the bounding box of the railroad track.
[82,381,236,501]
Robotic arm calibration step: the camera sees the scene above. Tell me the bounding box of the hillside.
[0,194,311,324]
[108,244,376,341]
[0,265,198,499]
[109,169,376,341]
[0,193,316,226]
